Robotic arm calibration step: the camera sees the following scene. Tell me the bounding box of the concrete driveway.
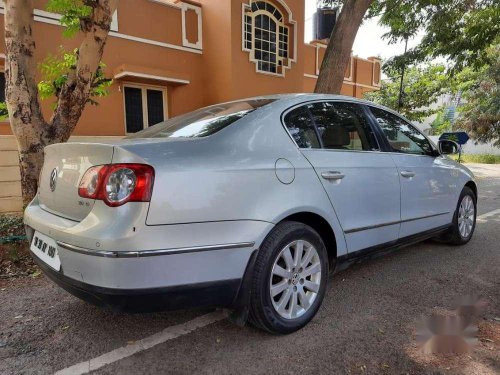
[1,164,499,375]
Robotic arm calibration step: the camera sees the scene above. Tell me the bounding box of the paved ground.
[1,164,499,375]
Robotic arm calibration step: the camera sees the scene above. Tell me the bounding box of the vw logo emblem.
[49,168,58,192]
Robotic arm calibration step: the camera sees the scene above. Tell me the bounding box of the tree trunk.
[4,0,118,206]
[49,0,118,141]
[4,0,50,206]
[315,0,373,94]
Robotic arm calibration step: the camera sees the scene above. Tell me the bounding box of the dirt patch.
[406,314,500,375]
[0,242,38,279]
[0,214,25,239]
[0,214,38,279]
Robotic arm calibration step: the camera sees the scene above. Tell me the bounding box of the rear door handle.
[321,171,345,180]
[400,170,415,178]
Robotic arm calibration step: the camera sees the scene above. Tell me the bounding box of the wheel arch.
[230,211,341,323]
[277,211,338,269]
[465,180,478,200]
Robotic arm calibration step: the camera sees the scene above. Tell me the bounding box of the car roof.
[251,93,413,124]
[227,93,384,111]
[208,93,413,126]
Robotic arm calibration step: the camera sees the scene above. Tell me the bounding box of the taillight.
[78,164,154,207]
[78,165,107,199]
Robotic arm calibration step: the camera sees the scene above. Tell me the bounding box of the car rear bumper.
[24,198,272,311]
[26,224,259,310]
[31,253,242,312]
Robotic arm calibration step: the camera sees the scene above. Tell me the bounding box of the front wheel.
[249,221,328,334]
[444,186,477,245]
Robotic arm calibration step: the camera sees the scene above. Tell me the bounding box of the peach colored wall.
[303,44,317,76]
[0,0,380,137]
[0,1,205,136]
[198,0,233,105]
[228,0,307,99]
[356,59,373,87]
[117,1,183,46]
[185,8,199,44]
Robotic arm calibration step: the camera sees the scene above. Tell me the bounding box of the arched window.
[243,1,292,75]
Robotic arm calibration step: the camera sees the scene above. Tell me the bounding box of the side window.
[283,106,320,149]
[308,102,378,151]
[370,107,433,155]
[0,72,5,102]
[124,86,166,134]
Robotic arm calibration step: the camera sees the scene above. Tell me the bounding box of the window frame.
[122,82,168,135]
[252,10,281,74]
[242,0,292,77]
[0,68,6,124]
[365,104,438,157]
[281,100,382,153]
[282,104,321,149]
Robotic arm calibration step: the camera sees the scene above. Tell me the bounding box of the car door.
[368,106,456,238]
[284,101,401,253]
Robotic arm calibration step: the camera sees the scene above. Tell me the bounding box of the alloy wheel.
[458,195,475,239]
[269,240,322,320]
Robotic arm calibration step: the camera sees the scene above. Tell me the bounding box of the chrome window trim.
[57,241,256,258]
[379,151,438,158]
[365,104,438,156]
[297,148,385,155]
[280,99,382,152]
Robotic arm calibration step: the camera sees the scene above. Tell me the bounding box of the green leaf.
[0,102,8,121]
[364,62,451,122]
[38,47,113,105]
[46,0,92,38]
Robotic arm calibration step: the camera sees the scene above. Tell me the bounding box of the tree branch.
[49,0,118,142]
[315,0,373,94]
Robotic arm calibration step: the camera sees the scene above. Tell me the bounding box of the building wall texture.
[0,0,381,213]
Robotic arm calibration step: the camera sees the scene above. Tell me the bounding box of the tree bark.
[50,0,118,142]
[4,0,118,206]
[4,0,49,206]
[315,0,373,94]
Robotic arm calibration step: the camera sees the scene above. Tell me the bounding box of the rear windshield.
[127,99,275,139]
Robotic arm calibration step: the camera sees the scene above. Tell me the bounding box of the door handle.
[321,171,345,180]
[400,170,415,178]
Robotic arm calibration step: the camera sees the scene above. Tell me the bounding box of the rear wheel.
[444,186,477,245]
[249,221,328,334]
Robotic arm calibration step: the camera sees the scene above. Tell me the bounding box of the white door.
[284,101,401,252]
[369,107,456,238]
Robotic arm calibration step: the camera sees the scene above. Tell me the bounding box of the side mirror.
[438,139,460,155]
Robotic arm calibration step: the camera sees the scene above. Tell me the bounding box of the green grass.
[451,154,500,164]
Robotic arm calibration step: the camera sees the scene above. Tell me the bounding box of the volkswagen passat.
[24,94,477,334]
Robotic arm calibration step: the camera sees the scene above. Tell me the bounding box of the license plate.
[30,231,61,271]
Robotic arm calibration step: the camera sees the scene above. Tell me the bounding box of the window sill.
[255,70,285,78]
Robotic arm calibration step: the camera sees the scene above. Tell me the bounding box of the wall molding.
[181,2,203,50]
[114,71,190,85]
[371,58,382,87]
[148,0,182,9]
[109,31,202,54]
[342,80,380,90]
[303,74,379,90]
[0,2,202,55]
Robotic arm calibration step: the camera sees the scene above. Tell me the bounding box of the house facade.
[0,0,381,213]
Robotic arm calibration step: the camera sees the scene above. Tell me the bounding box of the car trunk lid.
[38,143,115,221]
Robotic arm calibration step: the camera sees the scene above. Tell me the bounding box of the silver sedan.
[24,94,477,334]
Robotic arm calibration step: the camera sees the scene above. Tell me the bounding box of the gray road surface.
[1,164,499,375]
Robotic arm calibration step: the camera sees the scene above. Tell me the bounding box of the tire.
[249,221,328,334]
[444,186,477,245]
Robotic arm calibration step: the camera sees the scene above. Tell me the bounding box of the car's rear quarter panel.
[119,102,348,256]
